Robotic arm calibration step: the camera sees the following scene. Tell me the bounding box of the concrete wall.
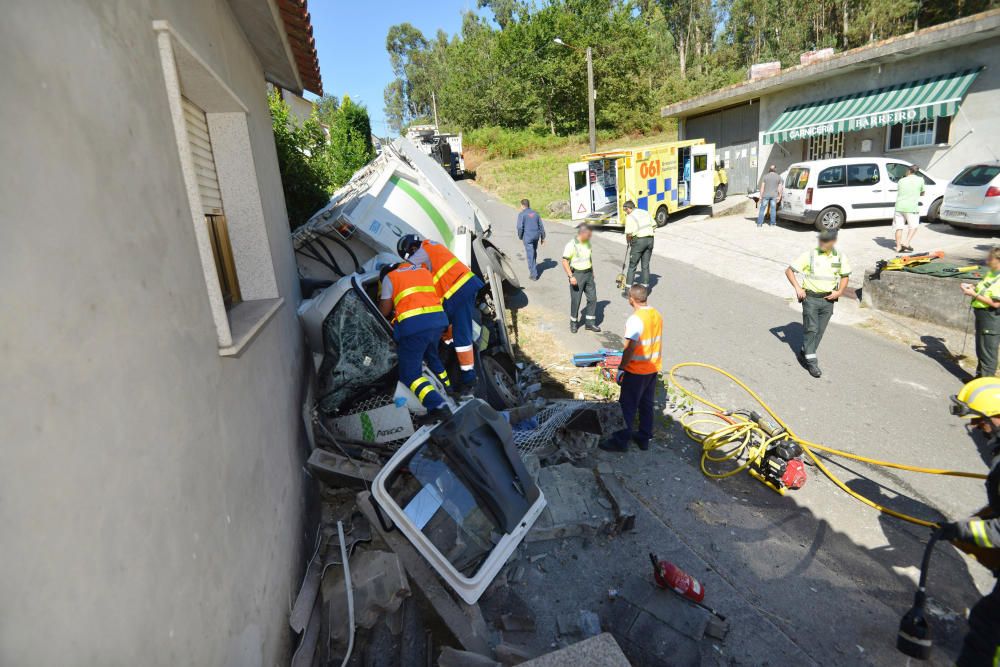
[684,103,761,194]
[758,39,1000,181]
[863,270,973,330]
[0,2,309,665]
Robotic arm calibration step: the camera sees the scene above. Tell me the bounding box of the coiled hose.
[668,362,987,528]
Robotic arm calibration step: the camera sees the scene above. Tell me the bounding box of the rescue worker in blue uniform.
[379,261,451,422]
[517,198,546,281]
[938,378,1000,665]
[397,234,485,392]
[600,285,662,453]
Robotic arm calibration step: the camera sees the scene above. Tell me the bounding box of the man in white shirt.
[623,200,655,295]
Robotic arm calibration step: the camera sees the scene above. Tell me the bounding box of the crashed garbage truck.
[293,138,523,451]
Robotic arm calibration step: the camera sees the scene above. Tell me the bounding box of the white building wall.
[758,39,1000,181]
[0,2,309,665]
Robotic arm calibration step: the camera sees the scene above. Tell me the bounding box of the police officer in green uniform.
[562,223,600,334]
[623,200,655,295]
[784,229,851,378]
[962,247,1000,378]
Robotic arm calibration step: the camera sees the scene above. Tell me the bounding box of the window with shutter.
[182,97,224,215]
[182,97,241,308]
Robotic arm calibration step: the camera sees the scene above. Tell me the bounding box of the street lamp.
[553,37,596,153]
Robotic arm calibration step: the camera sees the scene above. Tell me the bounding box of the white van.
[778,157,945,231]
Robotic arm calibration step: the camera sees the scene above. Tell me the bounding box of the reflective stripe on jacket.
[624,307,663,374]
[388,262,445,323]
[421,239,476,301]
[564,240,593,271]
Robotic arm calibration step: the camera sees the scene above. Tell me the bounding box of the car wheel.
[655,205,669,228]
[927,197,943,222]
[815,206,845,231]
[714,185,727,203]
[487,247,520,290]
[476,352,520,410]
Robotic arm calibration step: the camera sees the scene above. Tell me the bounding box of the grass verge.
[469,125,677,219]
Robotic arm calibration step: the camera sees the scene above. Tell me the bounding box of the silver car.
[941,162,1000,231]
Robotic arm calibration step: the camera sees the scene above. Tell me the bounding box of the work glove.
[935,522,961,542]
[616,370,625,386]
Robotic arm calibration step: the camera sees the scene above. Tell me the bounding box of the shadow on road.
[535,258,558,278]
[911,335,974,383]
[770,321,804,356]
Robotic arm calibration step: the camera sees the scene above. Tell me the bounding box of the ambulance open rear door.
[568,161,590,220]
[689,144,716,206]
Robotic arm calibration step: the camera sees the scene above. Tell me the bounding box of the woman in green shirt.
[961,247,1000,377]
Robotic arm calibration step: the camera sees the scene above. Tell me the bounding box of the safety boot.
[415,404,451,426]
[570,321,579,334]
[585,323,601,333]
[806,361,822,378]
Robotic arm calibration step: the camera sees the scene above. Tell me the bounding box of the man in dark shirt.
[516,198,546,281]
[757,165,783,228]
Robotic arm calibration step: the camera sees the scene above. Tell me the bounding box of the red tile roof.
[278,0,322,95]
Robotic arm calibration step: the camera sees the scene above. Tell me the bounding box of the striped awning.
[762,68,981,145]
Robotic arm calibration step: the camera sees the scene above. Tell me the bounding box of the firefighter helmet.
[952,378,1000,418]
[397,234,422,260]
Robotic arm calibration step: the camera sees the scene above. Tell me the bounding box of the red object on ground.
[651,557,705,603]
[782,458,807,490]
[598,356,622,382]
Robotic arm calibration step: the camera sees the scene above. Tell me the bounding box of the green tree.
[326,96,376,187]
[268,89,331,230]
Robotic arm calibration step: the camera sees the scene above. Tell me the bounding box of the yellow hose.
[668,361,987,528]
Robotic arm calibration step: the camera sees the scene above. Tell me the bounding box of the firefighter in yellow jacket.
[939,377,1000,665]
[600,284,662,453]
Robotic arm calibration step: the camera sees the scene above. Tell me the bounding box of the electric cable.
[668,362,987,528]
[320,231,362,273]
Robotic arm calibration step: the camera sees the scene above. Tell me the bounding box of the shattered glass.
[387,442,500,577]
[317,289,398,415]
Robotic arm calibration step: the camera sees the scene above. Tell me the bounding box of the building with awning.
[661,10,1000,194]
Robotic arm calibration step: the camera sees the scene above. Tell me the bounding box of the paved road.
[461,180,994,663]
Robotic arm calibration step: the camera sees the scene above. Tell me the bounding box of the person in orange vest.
[600,284,662,453]
[398,234,485,391]
[378,261,452,422]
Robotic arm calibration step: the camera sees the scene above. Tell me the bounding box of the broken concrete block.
[520,633,630,667]
[437,647,501,667]
[495,641,534,665]
[307,448,380,486]
[556,610,601,639]
[322,549,410,645]
[528,464,616,542]
[500,612,536,633]
[592,468,637,535]
[604,574,710,665]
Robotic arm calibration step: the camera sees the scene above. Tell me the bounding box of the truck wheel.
[654,205,669,228]
[714,184,727,203]
[815,206,845,231]
[927,197,943,222]
[488,247,520,290]
[477,351,520,410]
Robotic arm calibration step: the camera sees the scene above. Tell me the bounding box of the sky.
[309,0,491,136]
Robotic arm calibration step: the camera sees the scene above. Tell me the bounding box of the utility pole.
[432,91,439,130]
[586,46,596,153]
[555,38,597,153]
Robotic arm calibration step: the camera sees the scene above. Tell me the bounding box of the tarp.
[762,68,982,145]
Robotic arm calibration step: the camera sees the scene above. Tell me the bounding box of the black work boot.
[631,435,651,451]
[416,405,451,426]
[806,360,822,378]
[570,321,579,333]
[585,322,602,333]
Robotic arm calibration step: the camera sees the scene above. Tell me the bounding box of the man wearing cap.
[784,230,851,378]
[561,223,600,334]
[622,200,655,295]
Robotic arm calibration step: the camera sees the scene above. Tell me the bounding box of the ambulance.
[568,139,725,227]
